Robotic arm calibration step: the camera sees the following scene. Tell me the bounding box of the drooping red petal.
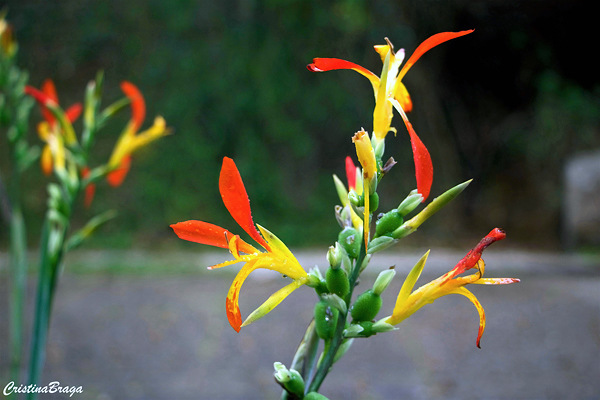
[24,85,57,108]
[219,157,270,250]
[398,30,474,81]
[120,81,146,132]
[226,291,242,332]
[453,228,506,276]
[81,167,96,208]
[106,154,132,187]
[345,156,356,190]
[307,58,380,87]
[41,80,59,124]
[403,119,433,201]
[170,220,258,255]
[65,103,83,123]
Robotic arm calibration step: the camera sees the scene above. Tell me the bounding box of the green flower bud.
[314,300,338,340]
[305,392,330,400]
[338,227,360,259]
[348,189,362,207]
[327,242,343,269]
[375,209,403,237]
[367,236,397,254]
[397,191,423,216]
[326,267,349,298]
[273,362,305,397]
[372,269,396,295]
[372,319,397,333]
[321,293,347,314]
[350,289,382,322]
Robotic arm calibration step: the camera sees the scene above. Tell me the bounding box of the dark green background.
[1,0,598,250]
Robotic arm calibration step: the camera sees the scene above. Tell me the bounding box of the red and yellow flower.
[308,30,473,201]
[106,81,168,187]
[171,157,308,332]
[25,80,82,175]
[384,228,519,347]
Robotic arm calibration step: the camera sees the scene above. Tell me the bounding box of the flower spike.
[171,157,308,331]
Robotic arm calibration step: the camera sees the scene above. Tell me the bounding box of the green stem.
[9,206,27,394]
[306,244,366,393]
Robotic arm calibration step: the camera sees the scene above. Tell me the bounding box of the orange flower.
[171,158,308,332]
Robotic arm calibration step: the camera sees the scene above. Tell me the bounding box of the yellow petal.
[241,278,307,328]
[450,286,486,348]
[352,130,377,180]
[37,121,51,141]
[256,224,306,280]
[40,144,53,176]
[373,50,393,140]
[127,116,169,153]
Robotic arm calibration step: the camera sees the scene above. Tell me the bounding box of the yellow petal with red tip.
[450,286,486,348]
[241,278,307,328]
[393,81,413,113]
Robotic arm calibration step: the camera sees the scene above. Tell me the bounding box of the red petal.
[81,167,96,208]
[120,81,146,131]
[345,156,356,190]
[454,228,506,275]
[41,80,59,124]
[107,154,132,187]
[307,58,380,87]
[170,220,258,255]
[404,120,433,201]
[65,103,83,123]
[398,30,474,81]
[24,85,57,108]
[219,157,269,250]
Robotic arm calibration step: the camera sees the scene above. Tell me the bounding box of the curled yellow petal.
[450,287,486,348]
[352,130,377,181]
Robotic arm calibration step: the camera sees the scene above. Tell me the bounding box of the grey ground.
[1,249,599,400]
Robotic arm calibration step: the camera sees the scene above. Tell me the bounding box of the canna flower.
[106,81,169,186]
[171,157,309,332]
[25,80,82,175]
[308,30,473,200]
[384,228,519,347]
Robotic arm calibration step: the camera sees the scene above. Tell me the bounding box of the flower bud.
[375,209,403,237]
[372,269,396,295]
[344,324,364,337]
[327,242,343,269]
[369,192,379,213]
[397,191,423,216]
[350,289,382,322]
[305,392,330,400]
[367,236,397,254]
[326,267,349,298]
[372,318,398,333]
[273,362,305,397]
[348,189,362,207]
[321,293,347,313]
[314,300,338,340]
[338,227,360,259]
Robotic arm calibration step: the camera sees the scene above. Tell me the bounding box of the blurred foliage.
[0,0,598,249]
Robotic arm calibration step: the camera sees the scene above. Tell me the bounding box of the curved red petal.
[404,120,433,201]
[398,30,474,81]
[226,292,242,332]
[41,80,59,124]
[453,228,507,276]
[171,220,233,249]
[219,157,270,250]
[81,167,96,208]
[345,156,356,190]
[120,81,146,131]
[106,154,132,187]
[307,58,380,87]
[65,103,83,123]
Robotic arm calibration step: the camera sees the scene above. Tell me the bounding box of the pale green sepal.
[344,324,364,338]
[397,192,423,216]
[397,250,430,304]
[321,293,347,314]
[273,362,290,383]
[392,180,472,239]
[367,236,397,254]
[373,269,396,295]
[359,254,372,273]
[64,209,118,251]
[372,319,398,333]
[327,242,343,269]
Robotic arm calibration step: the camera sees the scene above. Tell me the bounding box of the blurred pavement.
[1,248,599,399]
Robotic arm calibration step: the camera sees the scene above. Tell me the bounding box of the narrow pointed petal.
[452,228,506,277]
[472,277,520,285]
[345,156,356,190]
[65,103,83,123]
[107,154,132,187]
[25,85,57,108]
[219,157,270,250]
[170,220,259,254]
[241,279,306,328]
[373,50,393,140]
[120,81,146,131]
[450,286,486,348]
[405,119,433,201]
[81,167,96,208]
[307,58,380,89]
[333,174,349,206]
[395,250,430,306]
[398,30,474,81]
[226,258,261,331]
